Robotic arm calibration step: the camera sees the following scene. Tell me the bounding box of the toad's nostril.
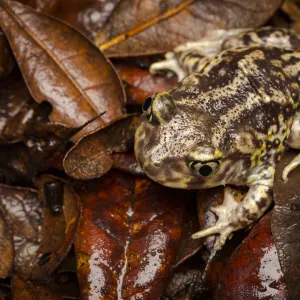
[142,96,152,112]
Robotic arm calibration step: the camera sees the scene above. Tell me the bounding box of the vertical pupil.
[142,97,152,112]
[199,165,213,176]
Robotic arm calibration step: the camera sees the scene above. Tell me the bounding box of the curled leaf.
[64,114,140,180]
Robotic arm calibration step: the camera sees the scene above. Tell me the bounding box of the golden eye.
[142,96,160,125]
[189,161,219,177]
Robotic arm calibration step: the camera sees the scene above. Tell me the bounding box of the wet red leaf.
[64,114,140,180]
[95,0,282,57]
[273,149,300,299]
[115,63,177,105]
[218,213,288,299]
[0,0,126,140]
[74,171,187,299]
[173,202,202,269]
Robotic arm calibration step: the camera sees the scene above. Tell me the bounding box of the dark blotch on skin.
[257,197,268,209]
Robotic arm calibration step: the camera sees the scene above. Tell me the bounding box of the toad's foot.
[149,52,187,81]
[150,28,250,81]
[192,187,241,250]
[282,153,300,182]
[192,180,273,250]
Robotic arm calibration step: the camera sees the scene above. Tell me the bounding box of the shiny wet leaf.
[273,149,300,299]
[74,171,187,299]
[0,177,80,281]
[0,0,126,140]
[218,213,288,299]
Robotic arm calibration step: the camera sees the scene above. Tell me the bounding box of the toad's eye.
[142,92,176,125]
[142,96,157,124]
[189,161,220,177]
[142,96,152,113]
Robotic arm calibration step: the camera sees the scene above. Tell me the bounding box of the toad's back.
[172,47,300,166]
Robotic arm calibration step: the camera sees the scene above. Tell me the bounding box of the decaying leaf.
[95,0,282,57]
[112,152,144,175]
[165,270,201,299]
[0,0,126,140]
[74,171,187,299]
[64,114,140,180]
[218,213,288,299]
[0,184,42,278]
[17,0,60,12]
[11,276,62,300]
[0,70,41,143]
[272,150,300,299]
[32,175,81,281]
[0,209,13,278]
[0,177,80,281]
[0,143,34,185]
[18,0,121,40]
[0,30,14,80]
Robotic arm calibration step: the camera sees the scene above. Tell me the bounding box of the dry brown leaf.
[95,0,282,57]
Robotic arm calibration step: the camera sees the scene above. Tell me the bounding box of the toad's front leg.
[192,169,274,250]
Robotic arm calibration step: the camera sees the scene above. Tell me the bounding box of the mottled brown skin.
[135,28,300,248]
[136,47,299,189]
